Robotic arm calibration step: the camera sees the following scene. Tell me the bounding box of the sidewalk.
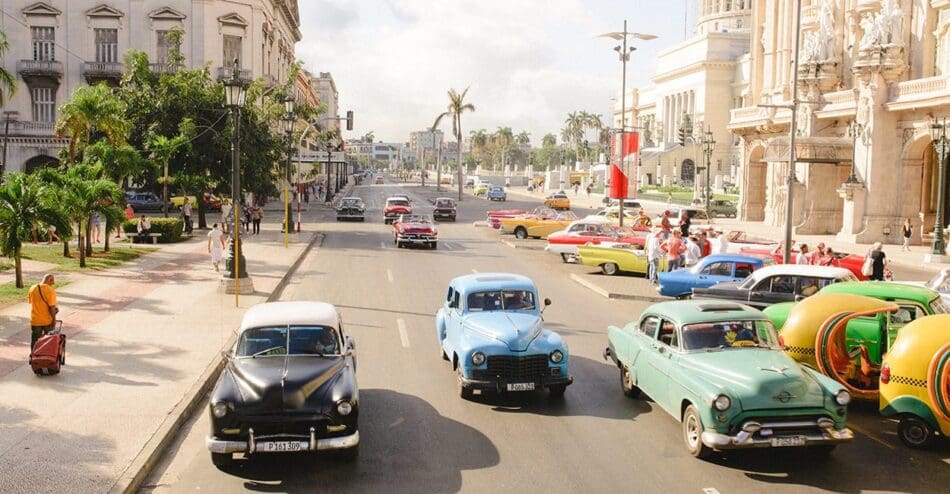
[0,213,323,493]
[505,185,948,274]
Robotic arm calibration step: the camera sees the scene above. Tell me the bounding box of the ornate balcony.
[16,60,63,85]
[216,66,252,83]
[82,62,123,85]
[262,73,278,88]
[149,63,182,76]
[886,76,950,111]
[14,121,56,137]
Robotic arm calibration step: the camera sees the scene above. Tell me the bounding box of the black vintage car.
[206,301,359,468]
[432,197,457,222]
[691,264,858,310]
[126,191,169,213]
[336,197,366,221]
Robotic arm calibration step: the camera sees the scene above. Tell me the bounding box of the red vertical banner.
[610,132,639,199]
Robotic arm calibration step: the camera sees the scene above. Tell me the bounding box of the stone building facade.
[730,0,950,247]
[0,0,300,174]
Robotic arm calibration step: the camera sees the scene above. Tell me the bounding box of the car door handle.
[698,276,707,279]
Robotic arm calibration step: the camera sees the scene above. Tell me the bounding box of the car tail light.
[778,334,785,348]
[880,363,890,384]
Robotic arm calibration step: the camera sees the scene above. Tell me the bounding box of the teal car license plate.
[257,441,308,453]
[770,436,806,447]
[506,382,535,391]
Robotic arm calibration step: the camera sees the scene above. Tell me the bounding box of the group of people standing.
[639,209,731,285]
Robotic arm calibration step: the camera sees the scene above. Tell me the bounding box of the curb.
[501,239,545,251]
[473,221,488,228]
[569,273,666,302]
[113,232,324,494]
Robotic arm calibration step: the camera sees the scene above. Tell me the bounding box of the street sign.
[298,151,346,162]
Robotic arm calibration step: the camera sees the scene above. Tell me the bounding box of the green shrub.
[123,218,184,243]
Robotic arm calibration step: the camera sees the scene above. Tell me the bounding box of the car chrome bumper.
[459,374,573,391]
[700,426,853,450]
[396,235,437,243]
[206,429,360,454]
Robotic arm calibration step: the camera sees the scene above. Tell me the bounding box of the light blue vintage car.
[436,273,573,399]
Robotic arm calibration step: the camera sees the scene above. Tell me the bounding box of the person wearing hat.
[646,227,662,285]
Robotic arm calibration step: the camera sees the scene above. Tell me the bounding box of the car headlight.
[550,350,564,363]
[835,390,851,406]
[713,394,731,411]
[337,401,353,416]
[212,402,229,418]
[471,352,486,366]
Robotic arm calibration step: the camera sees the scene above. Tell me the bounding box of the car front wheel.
[682,405,711,459]
[457,366,473,400]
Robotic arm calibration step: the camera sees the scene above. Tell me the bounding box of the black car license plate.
[257,440,308,452]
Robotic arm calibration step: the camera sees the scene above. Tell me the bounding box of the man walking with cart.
[27,274,58,350]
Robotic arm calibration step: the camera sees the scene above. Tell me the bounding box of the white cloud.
[297,0,688,144]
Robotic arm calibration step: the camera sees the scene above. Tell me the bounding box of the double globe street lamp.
[280,94,297,246]
[222,59,250,304]
[930,118,949,256]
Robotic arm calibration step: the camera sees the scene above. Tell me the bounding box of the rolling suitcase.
[30,321,65,376]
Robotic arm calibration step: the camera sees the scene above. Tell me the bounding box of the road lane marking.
[386,269,394,283]
[849,423,895,450]
[396,318,410,347]
[380,241,386,249]
[702,489,720,494]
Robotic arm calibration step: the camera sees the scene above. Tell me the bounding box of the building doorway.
[680,159,695,185]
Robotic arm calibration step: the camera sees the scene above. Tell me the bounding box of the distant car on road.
[708,199,737,218]
[464,178,475,188]
[126,191,168,213]
[486,186,507,201]
[375,176,384,184]
[393,214,438,249]
[473,181,491,196]
[336,197,365,221]
[433,197,457,222]
[383,196,412,224]
[544,191,571,210]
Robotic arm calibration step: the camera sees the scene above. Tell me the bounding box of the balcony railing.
[890,76,949,100]
[216,66,252,83]
[17,59,63,83]
[82,61,124,83]
[262,73,278,88]
[149,63,182,76]
[14,121,56,137]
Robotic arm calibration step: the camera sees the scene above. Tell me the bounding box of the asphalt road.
[143,176,950,494]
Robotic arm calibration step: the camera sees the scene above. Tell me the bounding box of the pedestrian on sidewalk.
[661,230,686,271]
[646,228,661,285]
[136,215,151,243]
[207,224,225,272]
[46,224,59,244]
[252,205,263,235]
[667,191,673,206]
[91,211,102,244]
[795,244,810,264]
[684,235,701,267]
[660,210,672,239]
[901,218,913,251]
[868,242,889,281]
[242,205,252,233]
[586,184,592,198]
[27,274,58,351]
[180,198,193,234]
[679,211,691,237]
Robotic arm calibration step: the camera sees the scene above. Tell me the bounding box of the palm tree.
[55,83,129,164]
[0,173,69,287]
[362,131,375,143]
[469,129,489,164]
[493,127,513,171]
[541,133,557,148]
[433,87,475,200]
[0,30,16,109]
[59,164,123,267]
[562,112,584,150]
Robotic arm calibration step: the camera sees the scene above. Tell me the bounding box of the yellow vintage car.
[170,193,226,211]
[500,211,578,239]
[544,191,571,210]
[880,314,950,448]
[473,181,491,196]
[576,242,667,276]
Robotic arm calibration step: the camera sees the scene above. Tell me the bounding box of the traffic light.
[678,128,686,146]
[346,110,354,131]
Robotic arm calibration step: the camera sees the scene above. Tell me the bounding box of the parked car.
[544,191,571,210]
[708,199,737,218]
[393,214,438,249]
[601,198,643,210]
[487,207,551,229]
[737,244,870,281]
[436,273,573,399]
[126,191,168,213]
[171,192,225,211]
[336,197,365,221]
[206,301,359,468]
[903,267,950,304]
[383,196,412,224]
[545,219,646,262]
[464,178,476,188]
[499,211,578,239]
[433,197,457,222]
[604,300,854,458]
[691,264,858,309]
[486,186,507,201]
[473,181,491,196]
[657,254,775,298]
[375,176,385,184]
[577,242,668,276]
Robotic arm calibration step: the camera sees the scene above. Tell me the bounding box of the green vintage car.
[764,282,949,365]
[708,199,737,218]
[604,301,854,458]
[577,243,668,276]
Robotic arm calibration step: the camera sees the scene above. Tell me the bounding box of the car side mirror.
[346,336,356,351]
[221,349,233,360]
[544,298,552,307]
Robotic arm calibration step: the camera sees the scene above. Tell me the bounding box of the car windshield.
[930,297,950,314]
[681,320,780,351]
[341,199,360,207]
[400,215,431,223]
[490,187,503,192]
[435,200,454,207]
[236,325,340,357]
[467,290,536,311]
[387,200,409,207]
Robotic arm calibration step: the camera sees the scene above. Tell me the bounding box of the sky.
[296,1,698,145]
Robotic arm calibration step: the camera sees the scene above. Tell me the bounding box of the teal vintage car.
[604,301,854,458]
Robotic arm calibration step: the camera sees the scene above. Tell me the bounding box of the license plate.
[770,436,806,447]
[506,382,535,391]
[257,441,308,453]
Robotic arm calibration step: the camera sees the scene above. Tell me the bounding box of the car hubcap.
[904,424,926,444]
[686,415,699,447]
[623,369,632,389]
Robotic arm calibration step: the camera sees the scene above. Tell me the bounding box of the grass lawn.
[639,187,738,205]
[17,244,156,272]
[0,278,72,308]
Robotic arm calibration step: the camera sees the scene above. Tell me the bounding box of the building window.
[95,28,118,63]
[223,35,242,67]
[737,19,743,29]
[31,87,55,123]
[156,30,180,64]
[725,0,732,11]
[31,27,55,61]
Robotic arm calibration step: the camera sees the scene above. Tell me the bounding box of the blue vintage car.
[486,186,507,201]
[657,253,774,298]
[436,273,573,399]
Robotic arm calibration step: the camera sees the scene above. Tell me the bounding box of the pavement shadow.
[222,389,500,494]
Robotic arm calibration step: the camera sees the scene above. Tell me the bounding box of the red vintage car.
[383,196,412,224]
[545,219,647,262]
[487,206,555,229]
[738,242,869,280]
[393,214,438,249]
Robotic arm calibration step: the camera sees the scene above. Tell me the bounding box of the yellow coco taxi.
[879,314,950,448]
[544,191,571,210]
[500,211,578,240]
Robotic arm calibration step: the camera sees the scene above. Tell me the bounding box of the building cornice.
[652,60,737,83]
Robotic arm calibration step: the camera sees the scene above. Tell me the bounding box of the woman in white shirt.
[207,224,226,271]
[684,236,701,267]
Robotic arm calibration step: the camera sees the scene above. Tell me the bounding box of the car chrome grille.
[731,414,836,437]
[238,414,330,436]
[473,355,549,381]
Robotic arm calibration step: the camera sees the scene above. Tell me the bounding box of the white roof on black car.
[239,301,339,331]
[747,264,855,281]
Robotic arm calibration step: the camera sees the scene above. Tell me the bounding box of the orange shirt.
[27,284,57,326]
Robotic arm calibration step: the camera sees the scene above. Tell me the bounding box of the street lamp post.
[1,110,20,178]
[930,119,949,256]
[846,120,863,184]
[701,128,715,215]
[222,59,250,304]
[281,94,296,246]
